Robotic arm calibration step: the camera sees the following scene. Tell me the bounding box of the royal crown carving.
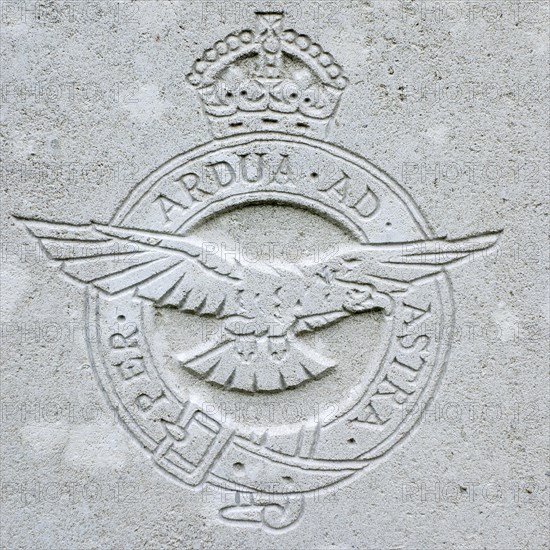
[186,12,349,138]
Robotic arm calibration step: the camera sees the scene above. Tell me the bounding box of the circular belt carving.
[86,134,454,496]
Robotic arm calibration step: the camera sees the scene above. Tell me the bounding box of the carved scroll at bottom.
[218,490,305,531]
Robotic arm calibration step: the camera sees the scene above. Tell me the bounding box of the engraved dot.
[282,30,296,42]
[204,49,217,62]
[386,222,392,228]
[311,172,319,178]
[319,53,333,67]
[295,35,311,50]
[309,44,322,57]
[290,92,298,99]
[226,35,240,50]
[239,30,253,43]
[240,90,247,96]
[348,438,356,444]
[227,91,234,98]
[215,41,228,55]
[233,462,245,473]
[282,476,293,482]
[327,64,341,78]
[117,315,126,323]
[304,97,312,104]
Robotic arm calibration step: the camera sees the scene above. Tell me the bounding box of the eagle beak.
[376,291,395,316]
[344,287,395,316]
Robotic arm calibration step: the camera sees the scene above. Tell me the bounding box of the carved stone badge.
[19,12,501,532]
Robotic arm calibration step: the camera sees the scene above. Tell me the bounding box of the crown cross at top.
[186,12,349,139]
[255,12,285,79]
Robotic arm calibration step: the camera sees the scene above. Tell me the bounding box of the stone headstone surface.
[1,2,549,548]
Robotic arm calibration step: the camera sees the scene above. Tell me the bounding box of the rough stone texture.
[1,1,548,549]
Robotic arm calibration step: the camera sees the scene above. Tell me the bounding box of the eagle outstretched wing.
[292,232,502,333]
[20,220,501,393]
[302,232,501,291]
[20,219,244,318]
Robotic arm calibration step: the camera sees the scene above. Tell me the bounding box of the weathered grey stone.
[1,2,548,548]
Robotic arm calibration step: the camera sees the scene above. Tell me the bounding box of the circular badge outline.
[88,132,455,493]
